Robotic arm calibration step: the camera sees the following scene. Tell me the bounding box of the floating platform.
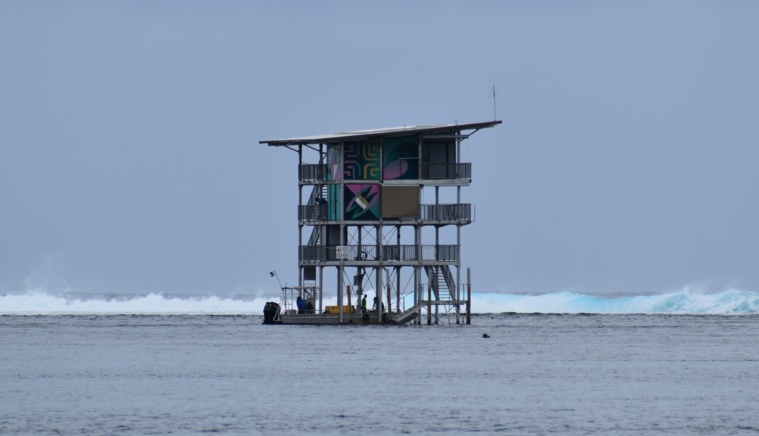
[263,302,423,325]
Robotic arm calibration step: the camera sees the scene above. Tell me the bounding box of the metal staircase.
[306,185,328,246]
[425,265,456,302]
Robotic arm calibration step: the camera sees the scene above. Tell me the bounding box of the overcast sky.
[2,1,757,296]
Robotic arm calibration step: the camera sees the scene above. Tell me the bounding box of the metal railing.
[299,244,459,262]
[420,203,471,222]
[299,203,471,224]
[421,163,471,180]
[298,204,328,222]
[299,164,328,182]
[298,163,471,182]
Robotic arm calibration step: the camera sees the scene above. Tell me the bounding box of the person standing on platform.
[296,296,305,314]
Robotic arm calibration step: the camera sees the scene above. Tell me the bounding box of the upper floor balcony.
[299,163,472,183]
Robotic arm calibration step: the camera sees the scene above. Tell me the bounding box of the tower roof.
[259,120,501,146]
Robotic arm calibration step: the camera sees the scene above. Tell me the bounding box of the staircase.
[425,265,456,302]
[390,304,422,324]
[307,184,328,246]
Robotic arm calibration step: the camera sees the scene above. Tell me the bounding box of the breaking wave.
[0,292,268,315]
[472,289,759,314]
[1,289,757,315]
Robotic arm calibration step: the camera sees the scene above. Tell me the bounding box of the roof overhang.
[259,120,501,146]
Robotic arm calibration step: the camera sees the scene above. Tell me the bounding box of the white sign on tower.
[336,246,350,260]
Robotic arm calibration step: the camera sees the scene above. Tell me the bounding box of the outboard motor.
[262,302,282,324]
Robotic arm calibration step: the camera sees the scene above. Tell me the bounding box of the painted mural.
[327,144,341,181]
[383,135,419,180]
[344,184,380,221]
[344,140,380,180]
[327,184,340,221]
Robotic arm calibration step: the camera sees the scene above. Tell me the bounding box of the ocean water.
[2,291,759,434]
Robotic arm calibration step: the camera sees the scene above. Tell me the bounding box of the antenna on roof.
[490,85,497,121]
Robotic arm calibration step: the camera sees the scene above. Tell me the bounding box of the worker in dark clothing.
[296,296,305,314]
[372,296,384,312]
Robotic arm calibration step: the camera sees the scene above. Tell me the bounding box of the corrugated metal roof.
[259,120,501,146]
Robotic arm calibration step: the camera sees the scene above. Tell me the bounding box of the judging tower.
[260,120,500,324]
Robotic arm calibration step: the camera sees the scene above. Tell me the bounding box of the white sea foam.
[0,292,268,315]
[1,289,757,315]
[472,289,759,314]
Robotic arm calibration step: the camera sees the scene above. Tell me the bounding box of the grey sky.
[1,1,757,295]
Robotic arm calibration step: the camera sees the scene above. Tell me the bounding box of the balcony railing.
[420,204,472,222]
[298,203,471,224]
[298,163,472,182]
[299,244,459,262]
[421,163,471,180]
[299,164,328,183]
[298,204,329,222]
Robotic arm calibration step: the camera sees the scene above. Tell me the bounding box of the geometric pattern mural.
[344,140,380,180]
[383,135,419,180]
[344,184,380,221]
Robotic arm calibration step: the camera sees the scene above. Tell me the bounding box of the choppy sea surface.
[2,290,759,434]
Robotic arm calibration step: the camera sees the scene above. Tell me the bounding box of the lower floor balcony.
[298,203,472,224]
[299,244,459,263]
